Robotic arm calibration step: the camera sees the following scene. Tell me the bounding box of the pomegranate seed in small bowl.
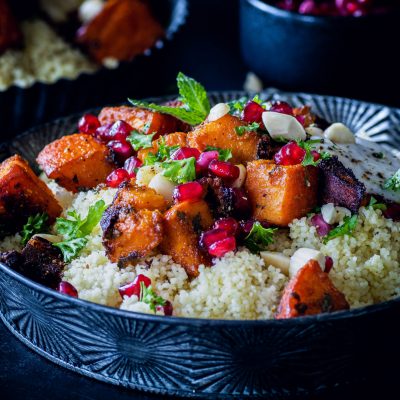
[124,156,143,177]
[270,101,293,115]
[196,151,219,173]
[213,217,239,236]
[119,274,151,298]
[173,181,204,203]
[209,160,240,180]
[58,281,78,298]
[78,114,100,135]
[171,147,201,161]
[108,140,134,163]
[106,168,130,188]
[156,300,173,316]
[200,228,229,250]
[242,101,264,124]
[208,236,237,257]
[274,141,306,166]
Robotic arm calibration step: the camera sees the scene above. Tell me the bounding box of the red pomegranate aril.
[209,160,240,180]
[94,123,113,142]
[310,214,333,237]
[171,147,201,161]
[196,151,219,173]
[274,141,306,166]
[240,219,256,236]
[311,150,321,162]
[325,256,334,273]
[242,101,264,124]
[124,156,142,177]
[213,217,239,236]
[383,202,400,221]
[108,120,133,141]
[108,140,134,163]
[270,101,293,115]
[119,274,151,298]
[232,188,251,216]
[58,281,78,298]
[200,228,229,249]
[173,181,204,203]
[156,300,173,316]
[208,237,236,257]
[106,168,130,188]
[78,113,101,135]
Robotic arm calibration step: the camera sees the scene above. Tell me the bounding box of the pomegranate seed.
[78,114,100,135]
[240,219,256,236]
[108,120,133,141]
[208,237,237,257]
[171,147,201,161]
[173,181,204,203]
[232,188,251,216]
[311,150,321,162]
[196,151,219,173]
[108,140,134,163]
[106,168,130,188]
[209,160,240,180]
[119,274,151,298]
[383,202,400,221]
[299,0,319,15]
[124,156,142,177]
[156,300,173,316]
[200,228,229,249]
[58,281,78,298]
[325,256,334,273]
[94,123,113,142]
[310,214,333,237]
[274,141,306,166]
[270,101,293,115]
[295,115,306,126]
[242,101,264,124]
[213,217,239,236]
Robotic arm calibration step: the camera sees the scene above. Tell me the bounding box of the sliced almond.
[260,251,290,275]
[289,248,325,277]
[148,173,176,205]
[324,123,355,144]
[262,111,306,141]
[208,103,230,122]
[232,164,246,188]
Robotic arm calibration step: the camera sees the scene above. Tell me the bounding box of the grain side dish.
[1,73,399,319]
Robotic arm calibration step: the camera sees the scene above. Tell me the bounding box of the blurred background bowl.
[0,0,188,140]
[239,0,400,105]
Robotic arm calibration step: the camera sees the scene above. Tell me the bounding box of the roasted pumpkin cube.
[101,206,163,264]
[113,181,167,211]
[160,200,213,277]
[76,0,164,63]
[187,114,259,164]
[0,0,22,54]
[36,134,115,192]
[0,155,62,232]
[245,160,318,226]
[276,260,349,319]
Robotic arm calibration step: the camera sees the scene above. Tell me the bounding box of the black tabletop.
[1,1,398,399]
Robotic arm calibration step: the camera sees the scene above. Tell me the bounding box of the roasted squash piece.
[0,155,62,232]
[113,181,167,211]
[245,160,318,226]
[187,114,259,164]
[36,134,115,192]
[160,200,214,277]
[76,0,164,63]
[276,260,349,319]
[0,0,22,54]
[98,106,187,136]
[101,206,163,264]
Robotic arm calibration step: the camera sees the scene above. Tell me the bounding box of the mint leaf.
[20,213,49,245]
[54,238,88,263]
[367,196,387,211]
[323,215,358,244]
[244,222,277,253]
[162,157,196,184]
[139,282,166,312]
[128,131,156,151]
[383,169,400,192]
[205,146,233,161]
[235,122,260,136]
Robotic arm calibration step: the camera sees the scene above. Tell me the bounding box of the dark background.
[0,0,398,399]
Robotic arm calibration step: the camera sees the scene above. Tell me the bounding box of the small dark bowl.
[239,0,400,104]
[1,90,400,398]
[0,0,187,140]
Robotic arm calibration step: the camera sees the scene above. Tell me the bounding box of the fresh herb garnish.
[368,196,387,211]
[129,72,210,125]
[144,137,180,165]
[20,213,49,245]
[205,146,233,161]
[235,122,260,136]
[139,282,166,312]
[297,139,330,167]
[383,169,400,192]
[323,215,358,244]
[244,222,277,253]
[54,200,107,262]
[128,131,156,151]
[161,157,196,184]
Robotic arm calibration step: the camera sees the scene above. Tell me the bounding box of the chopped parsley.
[205,146,233,161]
[383,169,400,192]
[54,238,88,263]
[244,222,277,253]
[161,157,196,184]
[368,196,387,211]
[20,213,49,245]
[140,282,166,312]
[323,215,358,244]
[129,72,210,125]
[297,139,330,167]
[128,131,156,151]
[235,122,260,136]
[144,137,180,165]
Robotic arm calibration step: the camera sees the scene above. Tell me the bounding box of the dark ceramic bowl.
[239,0,400,104]
[0,0,187,140]
[1,91,400,398]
